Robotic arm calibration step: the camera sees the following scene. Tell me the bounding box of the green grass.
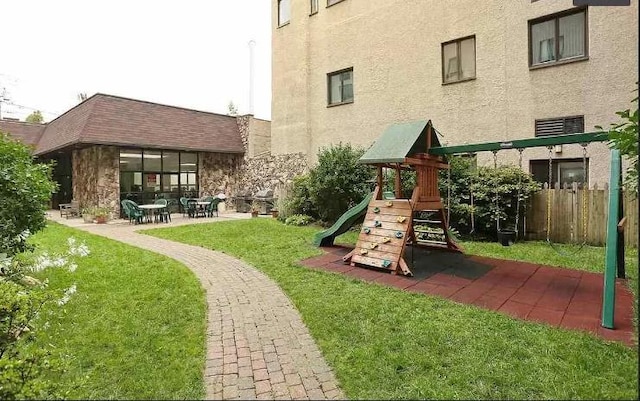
[26,222,206,400]
[146,219,639,400]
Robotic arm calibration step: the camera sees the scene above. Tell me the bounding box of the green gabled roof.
[358,120,443,164]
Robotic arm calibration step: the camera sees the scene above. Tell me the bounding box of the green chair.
[179,197,188,217]
[186,199,197,218]
[154,199,171,223]
[206,198,222,217]
[121,200,144,224]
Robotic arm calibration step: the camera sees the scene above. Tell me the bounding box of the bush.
[307,143,374,223]
[0,133,57,256]
[439,156,540,239]
[284,214,314,226]
[281,174,316,220]
[0,133,84,399]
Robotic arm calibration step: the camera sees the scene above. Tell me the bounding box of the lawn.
[146,219,639,400]
[25,222,206,400]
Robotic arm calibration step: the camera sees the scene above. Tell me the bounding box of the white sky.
[0,0,272,122]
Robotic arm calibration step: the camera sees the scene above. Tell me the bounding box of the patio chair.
[206,197,222,218]
[186,199,197,218]
[179,197,188,217]
[154,198,171,223]
[121,200,144,224]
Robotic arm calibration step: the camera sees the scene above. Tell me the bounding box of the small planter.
[251,210,259,218]
[271,210,279,218]
[497,230,516,247]
[95,216,108,224]
[83,214,94,223]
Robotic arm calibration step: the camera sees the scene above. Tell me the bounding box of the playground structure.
[314,119,626,329]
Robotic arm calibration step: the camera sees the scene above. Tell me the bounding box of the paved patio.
[301,245,636,347]
[49,211,345,400]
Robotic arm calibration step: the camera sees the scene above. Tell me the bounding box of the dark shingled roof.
[34,93,244,155]
[0,119,46,148]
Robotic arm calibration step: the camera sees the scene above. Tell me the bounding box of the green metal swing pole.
[602,149,621,329]
[429,132,609,155]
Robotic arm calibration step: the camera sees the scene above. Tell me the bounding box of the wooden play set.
[326,119,626,330]
[342,121,460,276]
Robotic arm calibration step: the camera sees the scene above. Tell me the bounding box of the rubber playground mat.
[403,246,493,280]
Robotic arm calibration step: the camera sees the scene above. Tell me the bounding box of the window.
[311,0,318,14]
[327,68,353,106]
[327,0,346,6]
[441,36,476,84]
[119,149,199,209]
[530,158,589,188]
[535,116,584,137]
[529,8,587,67]
[278,0,290,26]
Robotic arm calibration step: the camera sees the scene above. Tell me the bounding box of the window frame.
[327,0,347,8]
[310,0,319,15]
[277,0,290,28]
[441,35,476,85]
[327,67,354,107]
[528,7,589,69]
[530,157,589,188]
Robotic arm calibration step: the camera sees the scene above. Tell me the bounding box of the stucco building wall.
[271,0,638,188]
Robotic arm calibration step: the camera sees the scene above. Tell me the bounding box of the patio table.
[138,204,166,223]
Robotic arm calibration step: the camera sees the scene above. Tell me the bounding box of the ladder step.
[416,239,448,245]
[413,219,442,224]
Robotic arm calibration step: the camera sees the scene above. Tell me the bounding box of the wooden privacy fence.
[525,184,638,248]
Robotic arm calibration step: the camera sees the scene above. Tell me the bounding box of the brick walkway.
[302,245,636,347]
[50,213,345,400]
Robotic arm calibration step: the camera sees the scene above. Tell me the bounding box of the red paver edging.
[301,246,637,347]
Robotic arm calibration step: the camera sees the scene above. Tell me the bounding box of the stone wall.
[72,145,120,214]
[232,152,308,199]
[230,115,308,201]
[199,152,243,197]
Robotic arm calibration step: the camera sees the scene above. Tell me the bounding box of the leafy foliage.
[25,111,44,124]
[282,143,374,224]
[307,143,374,223]
[284,214,314,226]
[0,133,75,399]
[0,133,57,256]
[439,156,540,238]
[597,87,638,195]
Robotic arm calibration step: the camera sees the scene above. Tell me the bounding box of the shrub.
[281,174,316,219]
[307,143,374,223]
[439,156,540,239]
[0,133,57,256]
[0,133,85,399]
[284,214,314,226]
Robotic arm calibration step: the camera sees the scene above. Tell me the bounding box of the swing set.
[345,120,625,329]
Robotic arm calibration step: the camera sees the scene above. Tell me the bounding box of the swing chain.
[581,143,589,243]
[492,150,500,231]
[447,164,451,227]
[469,152,475,234]
[515,148,524,239]
[546,146,554,242]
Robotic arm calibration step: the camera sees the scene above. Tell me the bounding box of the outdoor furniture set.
[121,198,172,224]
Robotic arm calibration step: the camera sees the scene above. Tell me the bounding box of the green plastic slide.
[312,192,374,247]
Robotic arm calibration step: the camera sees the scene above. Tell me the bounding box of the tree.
[227,101,239,116]
[596,87,638,195]
[25,110,44,124]
[78,92,88,102]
